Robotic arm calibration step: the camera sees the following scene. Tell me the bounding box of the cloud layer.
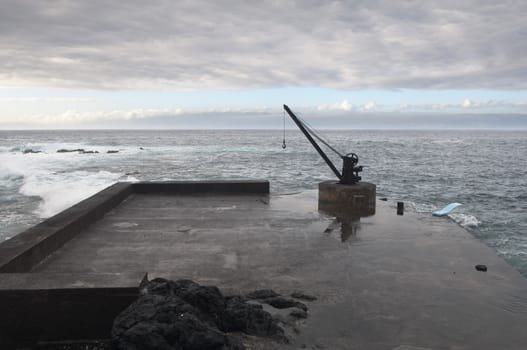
[4,100,526,129]
[1,0,526,90]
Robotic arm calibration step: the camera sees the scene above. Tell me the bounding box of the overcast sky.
[1,0,526,129]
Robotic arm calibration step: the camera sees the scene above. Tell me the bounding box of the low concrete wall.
[132,180,270,194]
[0,272,146,346]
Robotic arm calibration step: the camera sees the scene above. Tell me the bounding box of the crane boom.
[283,104,363,185]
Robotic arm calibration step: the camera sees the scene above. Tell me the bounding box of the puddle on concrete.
[112,222,138,229]
[222,252,238,269]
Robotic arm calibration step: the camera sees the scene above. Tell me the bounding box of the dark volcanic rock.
[23,149,42,154]
[112,293,226,350]
[55,148,99,154]
[289,309,308,319]
[475,264,488,272]
[260,297,308,311]
[290,292,317,302]
[245,289,309,311]
[245,289,280,300]
[148,278,226,327]
[222,296,284,339]
[112,279,288,350]
[57,148,85,153]
[171,279,226,320]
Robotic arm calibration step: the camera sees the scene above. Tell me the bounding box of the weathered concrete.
[0,181,269,273]
[132,180,270,194]
[319,180,376,216]
[0,181,526,349]
[0,272,146,346]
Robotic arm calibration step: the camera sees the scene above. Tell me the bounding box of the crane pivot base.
[319,181,376,217]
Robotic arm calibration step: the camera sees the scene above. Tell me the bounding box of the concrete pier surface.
[1,181,527,349]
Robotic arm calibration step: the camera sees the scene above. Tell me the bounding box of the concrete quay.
[0,180,526,349]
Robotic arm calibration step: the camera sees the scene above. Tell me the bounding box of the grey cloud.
[0,0,526,89]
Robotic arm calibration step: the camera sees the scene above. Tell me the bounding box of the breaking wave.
[449,213,481,228]
[19,170,127,218]
[0,147,137,221]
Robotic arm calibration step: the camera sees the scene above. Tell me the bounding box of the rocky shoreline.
[20,148,123,154]
[33,278,316,350]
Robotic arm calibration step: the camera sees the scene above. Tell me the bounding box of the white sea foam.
[0,155,28,190]
[408,201,437,213]
[449,213,481,227]
[0,150,136,219]
[19,170,124,218]
[404,200,480,228]
[430,139,464,145]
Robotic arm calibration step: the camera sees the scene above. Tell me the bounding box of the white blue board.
[432,203,462,217]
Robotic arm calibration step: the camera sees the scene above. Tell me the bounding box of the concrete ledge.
[0,272,146,344]
[0,272,147,290]
[132,180,270,194]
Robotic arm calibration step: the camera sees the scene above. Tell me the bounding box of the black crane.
[283,104,363,185]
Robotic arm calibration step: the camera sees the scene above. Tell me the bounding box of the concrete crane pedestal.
[318,180,376,217]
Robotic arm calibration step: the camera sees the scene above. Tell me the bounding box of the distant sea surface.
[1,129,526,276]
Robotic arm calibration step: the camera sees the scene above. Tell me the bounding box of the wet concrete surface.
[30,191,527,349]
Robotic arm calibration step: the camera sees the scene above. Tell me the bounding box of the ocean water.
[1,129,526,276]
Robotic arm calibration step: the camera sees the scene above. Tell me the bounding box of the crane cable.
[282,110,287,149]
[281,108,345,159]
[295,112,344,158]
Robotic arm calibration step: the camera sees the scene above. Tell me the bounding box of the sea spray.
[19,170,124,218]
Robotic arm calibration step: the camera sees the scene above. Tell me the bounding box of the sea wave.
[0,149,138,219]
[407,201,437,213]
[449,213,481,227]
[400,200,481,228]
[19,170,137,218]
